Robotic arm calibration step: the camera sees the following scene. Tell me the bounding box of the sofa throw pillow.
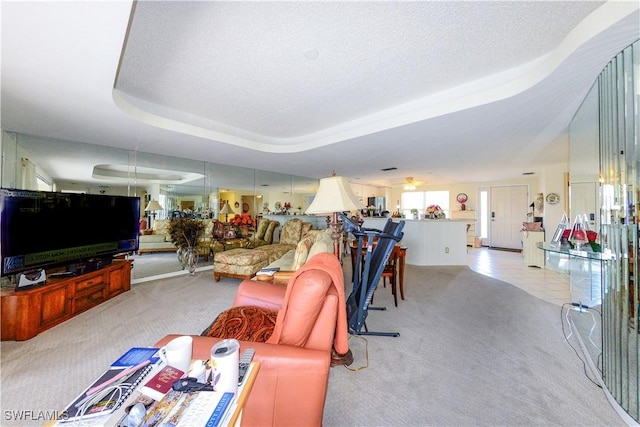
[301,222,314,237]
[212,221,225,239]
[153,219,171,234]
[201,306,278,342]
[264,221,279,244]
[290,231,319,271]
[308,228,334,259]
[280,219,303,245]
[255,218,270,240]
[203,219,214,240]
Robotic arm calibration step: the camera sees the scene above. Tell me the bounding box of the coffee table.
[50,361,259,426]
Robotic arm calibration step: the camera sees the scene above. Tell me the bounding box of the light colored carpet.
[0,263,624,426]
[130,252,212,280]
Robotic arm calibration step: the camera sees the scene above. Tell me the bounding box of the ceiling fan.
[402,177,417,191]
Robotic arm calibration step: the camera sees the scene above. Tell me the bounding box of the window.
[400,191,450,218]
[36,175,52,192]
[158,194,168,220]
[425,191,449,218]
[479,189,488,238]
[401,192,424,217]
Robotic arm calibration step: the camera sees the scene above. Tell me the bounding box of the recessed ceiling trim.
[112,2,636,154]
[92,164,205,184]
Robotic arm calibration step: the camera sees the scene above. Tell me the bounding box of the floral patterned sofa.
[213,218,314,282]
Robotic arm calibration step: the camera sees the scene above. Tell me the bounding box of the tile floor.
[467,246,570,306]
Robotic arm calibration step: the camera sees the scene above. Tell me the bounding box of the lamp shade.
[220,203,234,215]
[306,175,365,214]
[145,199,163,211]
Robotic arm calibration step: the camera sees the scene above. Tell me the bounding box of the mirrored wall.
[598,40,639,423]
[568,40,638,422]
[0,132,320,280]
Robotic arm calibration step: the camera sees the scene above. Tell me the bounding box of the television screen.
[1,189,140,276]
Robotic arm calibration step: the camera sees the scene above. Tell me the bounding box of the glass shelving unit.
[537,242,611,308]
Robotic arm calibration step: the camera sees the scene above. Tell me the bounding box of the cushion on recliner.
[201,305,278,342]
[268,268,332,347]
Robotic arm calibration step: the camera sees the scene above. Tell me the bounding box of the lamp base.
[331,348,353,367]
[329,212,342,261]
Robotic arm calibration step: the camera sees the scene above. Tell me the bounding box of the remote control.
[238,348,255,385]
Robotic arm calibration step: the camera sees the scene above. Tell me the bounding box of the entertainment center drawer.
[74,272,107,292]
[73,288,106,312]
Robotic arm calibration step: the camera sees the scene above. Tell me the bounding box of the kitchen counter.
[361,218,468,266]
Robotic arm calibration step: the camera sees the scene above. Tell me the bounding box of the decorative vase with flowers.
[562,215,602,252]
[168,218,204,274]
[426,204,445,219]
[230,214,257,236]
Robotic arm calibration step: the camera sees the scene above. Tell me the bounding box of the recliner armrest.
[232,279,286,310]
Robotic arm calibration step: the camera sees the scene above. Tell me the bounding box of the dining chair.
[350,237,402,306]
[382,247,400,307]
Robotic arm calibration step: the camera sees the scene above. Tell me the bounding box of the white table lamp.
[220,203,234,222]
[306,172,365,257]
[144,199,163,228]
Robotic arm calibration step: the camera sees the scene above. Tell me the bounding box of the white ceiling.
[2,1,639,189]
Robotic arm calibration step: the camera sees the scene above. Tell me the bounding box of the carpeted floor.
[0,262,625,426]
[130,252,212,280]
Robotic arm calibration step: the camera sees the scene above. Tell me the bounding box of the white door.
[570,182,598,230]
[490,185,529,250]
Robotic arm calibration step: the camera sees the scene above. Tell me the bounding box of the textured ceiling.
[2,1,639,189]
[117,1,603,140]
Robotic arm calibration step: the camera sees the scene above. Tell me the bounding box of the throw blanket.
[267,252,349,355]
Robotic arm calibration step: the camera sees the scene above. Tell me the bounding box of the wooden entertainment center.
[0,259,132,341]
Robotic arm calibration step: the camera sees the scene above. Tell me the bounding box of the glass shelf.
[536,242,613,261]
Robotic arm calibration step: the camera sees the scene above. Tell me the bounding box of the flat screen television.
[1,188,140,277]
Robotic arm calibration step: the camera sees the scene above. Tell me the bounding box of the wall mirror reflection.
[1,133,319,281]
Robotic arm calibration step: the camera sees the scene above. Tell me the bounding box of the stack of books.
[256,267,280,276]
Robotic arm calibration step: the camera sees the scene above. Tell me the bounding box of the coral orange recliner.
[155,252,349,426]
